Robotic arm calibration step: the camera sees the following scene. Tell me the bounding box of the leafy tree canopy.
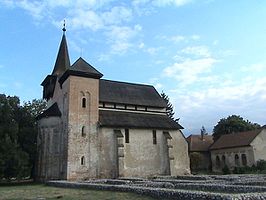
[18,99,47,178]
[0,94,46,180]
[213,115,261,141]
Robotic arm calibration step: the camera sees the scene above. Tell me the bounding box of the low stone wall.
[47,181,234,200]
[47,175,266,200]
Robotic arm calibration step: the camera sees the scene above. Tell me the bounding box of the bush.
[190,152,202,171]
[257,160,266,171]
[222,165,230,174]
[232,160,266,174]
[233,167,241,174]
[233,166,253,174]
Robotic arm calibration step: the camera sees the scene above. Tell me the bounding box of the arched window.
[82,126,86,137]
[241,154,247,166]
[235,154,240,166]
[82,97,86,108]
[81,156,85,165]
[216,156,221,168]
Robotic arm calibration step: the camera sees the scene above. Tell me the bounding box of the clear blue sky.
[0,0,266,135]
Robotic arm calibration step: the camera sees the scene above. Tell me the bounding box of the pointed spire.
[52,21,70,76]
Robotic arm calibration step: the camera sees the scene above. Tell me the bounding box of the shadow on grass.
[0,179,35,187]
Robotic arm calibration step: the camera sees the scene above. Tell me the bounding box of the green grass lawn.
[0,183,154,200]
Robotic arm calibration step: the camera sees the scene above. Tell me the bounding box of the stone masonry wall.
[66,76,100,180]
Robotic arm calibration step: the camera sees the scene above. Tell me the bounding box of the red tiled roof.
[186,135,213,152]
[209,129,262,150]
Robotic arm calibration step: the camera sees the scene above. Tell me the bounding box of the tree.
[23,99,46,117]
[0,94,46,180]
[201,126,207,135]
[213,115,261,141]
[161,91,175,120]
[190,152,202,172]
[17,99,46,178]
[0,94,30,179]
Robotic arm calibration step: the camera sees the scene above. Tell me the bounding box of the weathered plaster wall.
[123,129,161,177]
[98,128,119,178]
[251,129,266,162]
[66,76,100,180]
[211,146,255,172]
[37,116,67,181]
[169,130,190,176]
[37,78,70,181]
[98,127,190,178]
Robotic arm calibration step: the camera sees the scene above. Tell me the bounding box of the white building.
[210,128,266,172]
[36,29,190,181]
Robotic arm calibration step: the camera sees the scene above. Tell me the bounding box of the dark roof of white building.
[99,110,183,130]
[36,103,61,120]
[209,129,262,150]
[99,79,166,108]
[59,57,103,84]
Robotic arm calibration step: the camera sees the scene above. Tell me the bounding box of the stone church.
[36,29,190,181]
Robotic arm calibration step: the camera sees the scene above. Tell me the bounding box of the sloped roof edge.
[36,103,62,120]
[58,57,103,85]
[209,129,262,150]
[99,110,183,130]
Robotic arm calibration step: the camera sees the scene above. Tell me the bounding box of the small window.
[125,129,129,143]
[216,156,221,168]
[241,154,247,166]
[222,155,226,166]
[82,126,86,137]
[152,130,157,144]
[81,156,85,165]
[235,154,240,166]
[82,97,86,108]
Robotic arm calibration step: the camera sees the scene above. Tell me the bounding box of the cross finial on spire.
[62,20,66,32]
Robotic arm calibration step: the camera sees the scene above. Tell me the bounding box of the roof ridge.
[101,79,155,88]
[220,129,261,137]
[71,57,102,73]
[209,129,261,150]
[71,57,92,68]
